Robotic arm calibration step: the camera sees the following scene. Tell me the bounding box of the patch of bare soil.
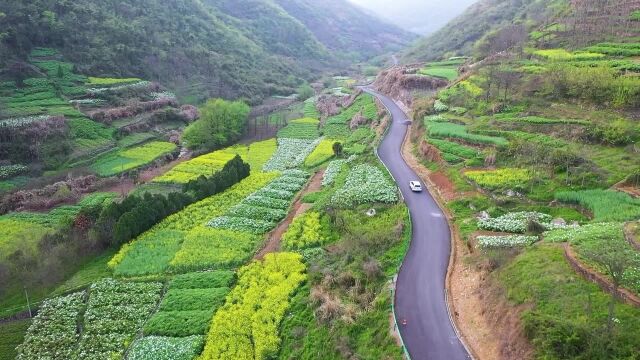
[99,152,193,197]
[401,122,533,360]
[624,222,640,251]
[254,169,324,260]
[564,244,640,307]
[449,242,534,360]
[373,66,448,108]
[101,178,136,197]
[138,151,192,183]
[614,184,640,198]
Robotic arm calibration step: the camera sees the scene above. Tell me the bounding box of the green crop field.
[277,118,320,139]
[419,67,459,81]
[426,121,508,146]
[91,141,177,176]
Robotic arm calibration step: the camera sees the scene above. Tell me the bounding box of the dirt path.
[254,169,324,260]
[564,244,640,307]
[99,151,192,197]
[138,151,192,183]
[624,222,640,251]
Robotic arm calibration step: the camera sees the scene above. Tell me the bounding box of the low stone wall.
[563,244,640,307]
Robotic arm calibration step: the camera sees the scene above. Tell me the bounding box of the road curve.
[366,88,471,360]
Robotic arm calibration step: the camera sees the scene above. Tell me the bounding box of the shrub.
[433,99,449,112]
[91,141,177,177]
[182,99,250,151]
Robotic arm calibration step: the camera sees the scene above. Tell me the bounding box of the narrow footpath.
[366,88,471,360]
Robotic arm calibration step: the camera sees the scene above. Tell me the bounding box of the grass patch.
[155,139,276,183]
[583,43,640,57]
[304,139,336,167]
[555,189,640,222]
[465,168,532,191]
[0,319,30,360]
[419,67,458,81]
[533,49,605,61]
[91,141,176,176]
[277,118,320,139]
[499,245,640,359]
[87,77,142,86]
[426,121,508,146]
[52,248,118,296]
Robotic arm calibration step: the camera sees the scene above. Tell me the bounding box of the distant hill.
[347,0,477,35]
[0,0,414,103]
[402,0,567,62]
[274,0,417,60]
[401,0,640,62]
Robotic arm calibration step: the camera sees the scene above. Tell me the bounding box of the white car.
[409,181,423,192]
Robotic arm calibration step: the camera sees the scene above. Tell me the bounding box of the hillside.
[1,82,413,360]
[274,0,416,60]
[402,0,568,62]
[0,0,413,103]
[383,0,640,358]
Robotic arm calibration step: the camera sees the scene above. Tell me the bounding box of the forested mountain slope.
[402,0,567,62]
[0,0,413,103]
[274,0,416,60]
[403,0,640,62]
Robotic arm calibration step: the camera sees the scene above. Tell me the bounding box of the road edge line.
[398,107,478,360]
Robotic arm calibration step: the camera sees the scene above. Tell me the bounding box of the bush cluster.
[97,155,250,246]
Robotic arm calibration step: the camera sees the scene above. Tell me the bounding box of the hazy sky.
[348,0,477,35]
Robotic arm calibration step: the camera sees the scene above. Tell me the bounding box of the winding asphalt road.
[365,88,471,360]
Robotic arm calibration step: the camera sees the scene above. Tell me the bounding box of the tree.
[297,83,314,101]
[582,240,639,335]
[332,142,343,157]
[182,99,250,151]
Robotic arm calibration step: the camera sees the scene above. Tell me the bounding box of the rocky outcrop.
[317,89,362,119]
[372,66,448,108]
